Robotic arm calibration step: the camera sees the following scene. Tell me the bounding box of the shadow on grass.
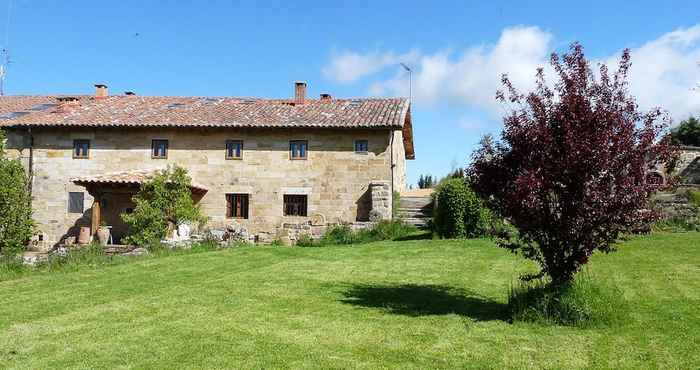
[392,232,433,241]
[340,283,508,321]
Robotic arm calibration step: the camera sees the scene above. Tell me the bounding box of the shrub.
[43,243,108,270]
[295,233,315,247]
[0,129,34,256]
[322,225,358,245]
[651,188,700,232]
[685,189,700,208]
[509,273,629,327]
[392,191,401,219]
[122,165,204,247]
[0,254,28,278]
[368,219,415,240]
[308,220,416,247]
[469,44,677,285]
[433,178,489,238]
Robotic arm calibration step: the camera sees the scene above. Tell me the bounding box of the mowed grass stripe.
[0,232,698,369]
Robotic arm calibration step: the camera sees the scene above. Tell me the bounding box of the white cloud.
[614,25,700,122]
[331,26,553,112]
[321,49,419,84]
[458,117,485,131]
[324,24,700,121]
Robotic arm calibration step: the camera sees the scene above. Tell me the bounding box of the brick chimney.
[294,81,307,105]
[55,97,81,113]
[94,84,108,99]
[320,93,332,102]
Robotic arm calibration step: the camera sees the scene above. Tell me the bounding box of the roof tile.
[0,95,410,130]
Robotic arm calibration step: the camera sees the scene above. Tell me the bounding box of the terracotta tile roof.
[0,95,410,130]
[72,169,208,193]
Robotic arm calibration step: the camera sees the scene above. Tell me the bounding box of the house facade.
[0,83,414,248]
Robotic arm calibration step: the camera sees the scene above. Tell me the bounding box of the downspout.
[389,130,395,219]
[27,127,34,199]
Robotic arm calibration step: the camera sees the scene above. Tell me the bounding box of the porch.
[72,169,208,244]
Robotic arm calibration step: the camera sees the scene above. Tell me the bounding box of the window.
[68,192,84,213]
[73,139,90,159]
[226,140,243,159]
[226,194,249,219]
[289,140,308,160]
[283,194,307,216]
[354,139,369,153]
[152,139,168,159]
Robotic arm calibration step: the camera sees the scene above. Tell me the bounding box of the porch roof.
[71,169,208,194]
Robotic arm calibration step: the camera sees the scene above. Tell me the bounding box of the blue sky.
[3,1,700,186]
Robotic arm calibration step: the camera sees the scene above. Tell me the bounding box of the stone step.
[399,213,431,219]
[399,197,434,208]
[398,207,433,213]
[402,217,431,228]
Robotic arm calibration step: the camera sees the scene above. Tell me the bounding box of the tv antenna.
[400,62,412,105]
[0,0,14,96]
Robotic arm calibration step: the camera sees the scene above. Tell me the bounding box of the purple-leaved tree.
[469,43,678,285]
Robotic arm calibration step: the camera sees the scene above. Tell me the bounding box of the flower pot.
[97,227,111,246]
[78,227,91,245]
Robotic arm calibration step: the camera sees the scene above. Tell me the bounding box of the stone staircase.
[398,194,434,228]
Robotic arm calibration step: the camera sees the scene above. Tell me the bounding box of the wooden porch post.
[91,196,101,237]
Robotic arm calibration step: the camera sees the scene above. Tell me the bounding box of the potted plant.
[97,221,111,246]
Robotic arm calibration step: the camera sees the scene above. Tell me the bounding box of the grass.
[508,272,630,327]
[297,220,418,247]
[0,232,698,368]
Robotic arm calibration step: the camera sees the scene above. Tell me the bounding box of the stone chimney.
[320,93,332,103]
[294,81,307,105]
[55,97,81,113]
[94,84,108,99]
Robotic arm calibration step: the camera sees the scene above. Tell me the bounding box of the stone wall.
[369,180,392,220]
[5,127,408,247]
[677,146,700,185]
[391,129,407,191]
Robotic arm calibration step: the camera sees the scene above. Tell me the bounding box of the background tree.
[469,43,677,285]
[122,165,204,247]
[417,174,435,189]
[449,167,465,179]
[0,129,34,256]
[671,117,700,146]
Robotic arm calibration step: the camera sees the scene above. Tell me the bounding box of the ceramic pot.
[78,227,91,245]
[97,227,110,246]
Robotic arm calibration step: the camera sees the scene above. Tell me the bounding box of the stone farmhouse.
[0,83,414,248]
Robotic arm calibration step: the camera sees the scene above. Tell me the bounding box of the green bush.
[392,191,401,219]
[433,178,489,238]
[508,273,629,327]
[652,189,700,232]
[0,240,228,281]
[0,129,34,256]
[685,189,700,208]
[322,225,358,245]
[122,165,204,247]
[0,254,28,278]
[300,220,417,247]
[295,233,315,247]
[367,219,416,240]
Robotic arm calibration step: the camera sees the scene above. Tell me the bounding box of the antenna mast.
[0,0,13,96]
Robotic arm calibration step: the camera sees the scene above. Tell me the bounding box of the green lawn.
[1,232,698,369]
